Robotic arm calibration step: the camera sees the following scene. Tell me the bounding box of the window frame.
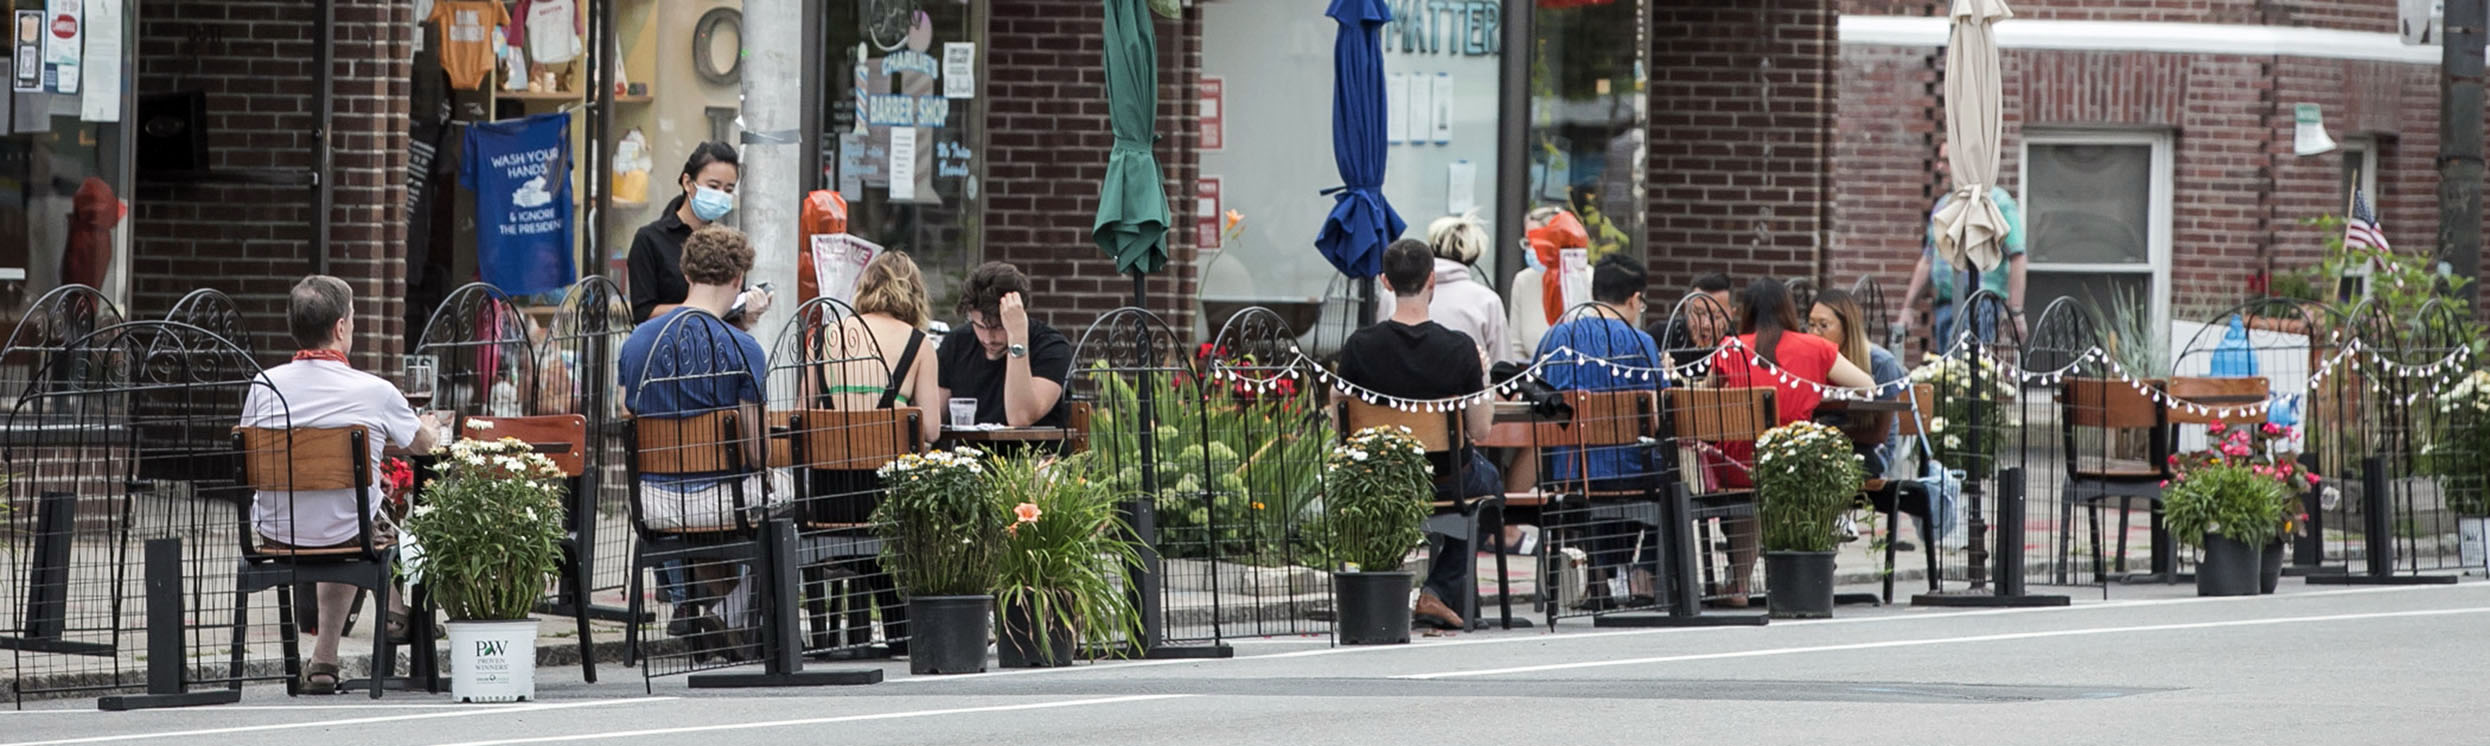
[2017,129,2174,334]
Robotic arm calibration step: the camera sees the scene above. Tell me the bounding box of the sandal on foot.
[386,611,411,646]
[302,661,341,695]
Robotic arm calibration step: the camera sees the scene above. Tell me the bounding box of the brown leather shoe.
[1413,592,1466,630]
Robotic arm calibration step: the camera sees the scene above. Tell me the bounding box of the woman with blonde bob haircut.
[812,251,943,444]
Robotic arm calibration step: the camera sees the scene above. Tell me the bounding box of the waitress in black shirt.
[628,141,771,327]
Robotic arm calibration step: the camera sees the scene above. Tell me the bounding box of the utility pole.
[741,0,803,309]
[2441,0,2484,307]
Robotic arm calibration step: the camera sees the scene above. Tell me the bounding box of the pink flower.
[2262,422,2279,435]
[2304,472,2321,486]
[1015,502,1043,524]
[2158,480,2169,488]
[2209,419,2226,431]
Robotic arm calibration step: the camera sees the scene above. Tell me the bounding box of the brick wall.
[983,1,1201,339]
[1646,0,1840,297]
[130,0,411,368]
[1833,12,2478,326]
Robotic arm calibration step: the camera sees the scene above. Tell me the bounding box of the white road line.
[0,704,495,715]
[0,698,672,746]
[877,583,2482,684]
[430,694,1197,745]
[1394,606,2490,680]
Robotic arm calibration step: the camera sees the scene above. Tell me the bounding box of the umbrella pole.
[1963,265,1990,592]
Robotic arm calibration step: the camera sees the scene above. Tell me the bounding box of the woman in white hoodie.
[1380,214,1511,363]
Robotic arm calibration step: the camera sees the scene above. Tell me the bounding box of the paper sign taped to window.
[810,233,884,305]
[1559,248,1591,316]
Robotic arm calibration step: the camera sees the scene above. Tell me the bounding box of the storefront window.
[1199,0,1504,320]
[2,5,134,317]
[818,0,986,317]
[1529,0,1645,265]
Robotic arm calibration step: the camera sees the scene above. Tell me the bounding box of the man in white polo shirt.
[240,275,448,693]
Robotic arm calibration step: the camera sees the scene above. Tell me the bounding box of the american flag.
[2345,187,2390,252]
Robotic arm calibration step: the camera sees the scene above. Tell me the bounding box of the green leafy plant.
[2174,419,2319,540]
[1755,421,1865,553]
[400,436,569,621]
[2083,285,2170,379]
[987,452,1144,655]
[2300,214,2481,352]
[2425,369,2490,517]
[1087,361,1333,561]
[2164,463,2289,548]
[1309,426,1432,572]
[873,448,1005,597]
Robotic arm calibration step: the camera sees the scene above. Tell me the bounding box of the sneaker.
[1836,514,1862,543]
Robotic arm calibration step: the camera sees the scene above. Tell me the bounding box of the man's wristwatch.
[1007,343,1029,359]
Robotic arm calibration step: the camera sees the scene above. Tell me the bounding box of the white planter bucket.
[2460,516,2490,575]
[446,620,538,703]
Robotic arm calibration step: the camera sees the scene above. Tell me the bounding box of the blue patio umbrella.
[1313,0,1405,279]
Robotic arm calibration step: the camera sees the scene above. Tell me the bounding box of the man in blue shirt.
[1900,142,2027,346]
[618,225,777,651]
[1533,255,1666,605]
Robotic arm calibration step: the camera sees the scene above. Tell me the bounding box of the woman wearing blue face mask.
[629,141,769,327]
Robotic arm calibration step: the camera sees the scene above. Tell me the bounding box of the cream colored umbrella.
[1932,0,2013,273]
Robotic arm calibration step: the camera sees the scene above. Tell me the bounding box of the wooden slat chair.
[1662,387,1775,603]
[459,414,596,682]
[2059,377,2174,583]
[1537,390,1664,617]
[1337,398,1504,630]
[777,408,921,653]
[230,425,404,699]
[622,410,765,665]
[1864,384,1942,604]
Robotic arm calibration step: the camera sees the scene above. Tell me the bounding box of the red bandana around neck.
[294,349,350,365]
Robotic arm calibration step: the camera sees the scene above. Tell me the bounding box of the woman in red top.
[1704,279,1873,605]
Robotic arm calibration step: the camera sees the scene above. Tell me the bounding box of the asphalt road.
[5,582,2485,746]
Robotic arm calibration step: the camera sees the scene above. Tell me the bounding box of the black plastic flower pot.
[996,596,1076,669]
[2258,539,2285,594]
[906,595,991,675]
[1764,551,1837,619]
[1333,571,1412,645]
[2196,534,2261,597]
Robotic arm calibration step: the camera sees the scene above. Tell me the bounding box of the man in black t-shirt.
[936,262,1072,428]
[1334,239,1500,630]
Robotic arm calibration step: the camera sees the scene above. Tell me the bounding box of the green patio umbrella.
[1093,0,1170,283]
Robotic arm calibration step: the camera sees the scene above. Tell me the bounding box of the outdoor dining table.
[943,425,1079,443]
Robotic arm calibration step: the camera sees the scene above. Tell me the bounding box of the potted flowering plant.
[2426,370,2490,572]
[2166,419,2316,595]
[1312,426,1432,645]
[873,447,1005,674]
[1754,421,1865,619]
[1907,351,2016,479]
[399,436,569,703]
[985,452,1143,668]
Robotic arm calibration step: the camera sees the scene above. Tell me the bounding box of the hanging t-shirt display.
[427,0,510,90]
[460,112,575,296]
[508,0,583,66]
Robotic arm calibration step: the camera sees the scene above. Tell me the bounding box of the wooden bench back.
[1337,399,1458,454]
[1665,387,1774,443]
[235,426,370,492]
[1561,389,1656,448]
[779,408,922,470]
[2164,376,2270,426]
[1898,384,1935,437]
[2061,377,2165,430]
[632,411,747,475]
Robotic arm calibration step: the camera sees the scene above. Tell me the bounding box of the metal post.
[739,0,804,302]
[1491,0,1530,296]
[95,539,240,710]
[2442,0,2485,307]
[312,0,333,278]
[1995,467,2025,597]
[1590,485,1765,628]
[2364,456,2394,578]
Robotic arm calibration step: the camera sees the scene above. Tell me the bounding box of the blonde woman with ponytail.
[1378,212,1513,363]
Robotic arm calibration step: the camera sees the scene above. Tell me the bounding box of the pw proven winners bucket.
[447,620,539,702]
